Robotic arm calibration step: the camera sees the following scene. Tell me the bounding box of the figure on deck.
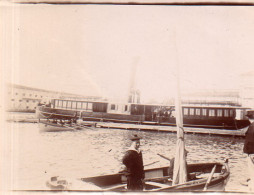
[122,134,144,191]
[168,149,193,180]
[243,113,254,192]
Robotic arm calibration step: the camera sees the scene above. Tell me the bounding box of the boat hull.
[78,162,230,192]
[80,111,250,130]
[38,121,82,132]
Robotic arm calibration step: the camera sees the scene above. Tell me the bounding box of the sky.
[1,4,254,102]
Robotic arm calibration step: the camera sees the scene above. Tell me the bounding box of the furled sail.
[172,59,187,185]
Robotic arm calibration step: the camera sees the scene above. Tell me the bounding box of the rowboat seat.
[145,181,170,188]
[104,183,127,191]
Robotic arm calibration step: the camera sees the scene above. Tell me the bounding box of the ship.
[36,98,251,134]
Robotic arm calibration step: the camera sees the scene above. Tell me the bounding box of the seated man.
[168,149,195,181]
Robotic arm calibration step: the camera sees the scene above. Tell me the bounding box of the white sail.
[172,36,188,185]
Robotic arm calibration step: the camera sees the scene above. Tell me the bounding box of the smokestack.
[128,57,140,103]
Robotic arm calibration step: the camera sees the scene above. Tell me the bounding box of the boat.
[45,64,230,191]
[38,120,83,132]
[36,99,251,135]
[46,161,230,191]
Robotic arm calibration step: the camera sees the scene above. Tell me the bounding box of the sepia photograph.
[1,0,254,194]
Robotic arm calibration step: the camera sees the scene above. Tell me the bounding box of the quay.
[7,116,248,137]
[86,121,248,137]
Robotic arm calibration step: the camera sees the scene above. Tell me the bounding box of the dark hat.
[130,134,142,141]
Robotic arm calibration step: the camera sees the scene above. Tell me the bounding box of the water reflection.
[7,122,248,192]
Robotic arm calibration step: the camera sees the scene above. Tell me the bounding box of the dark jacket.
[122,150,144,179]
[243,122,254,154]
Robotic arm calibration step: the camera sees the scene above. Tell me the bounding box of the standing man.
[243,113,254,192]
[122,134,144,191]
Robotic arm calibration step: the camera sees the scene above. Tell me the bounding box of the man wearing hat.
[243,112,254,192]
[122,134,144,191]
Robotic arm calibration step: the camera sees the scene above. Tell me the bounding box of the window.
[41,96,43,98]
[87,103,92,110]
[35,95,37,97]
[125,105,128,111]
[82,102,87,110]
[196,109,201,115]
[72,102,77,109]
[111,104,116,110]
[26,100,29,103]
[11,99,14,101]
[67,101,72,109]
[26,106,29,109]
[23,93,25,96]
[77,102,82,109]
[229,109,234,117]
[55,100,58,107]
[217,109,223,117]
[183,108,189,115]
[190,108,195,115]
[58,100,62,108]
[209,109,215,116]
[19,100,22,102]
[62,101,67,108]
[30,94,32,97]
[33,100,35,103]
[224,110,229,117]
[202,109,207,116]
[16,93,18,95]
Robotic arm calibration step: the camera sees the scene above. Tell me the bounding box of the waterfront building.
[181,89,241,107]
[240,71,254,109]
[6,83,102,112]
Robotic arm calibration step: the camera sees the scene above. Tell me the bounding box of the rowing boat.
[46,161,230,191]
[38,120,95,132]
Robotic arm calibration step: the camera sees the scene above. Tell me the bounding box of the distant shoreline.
[6,110,35,113]
[5,111,37,123]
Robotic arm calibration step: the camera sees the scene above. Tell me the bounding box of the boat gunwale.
[80,162,229,191]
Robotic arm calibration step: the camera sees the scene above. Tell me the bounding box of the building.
[6,83,102,112]
[240,71,254,109]
[181,89,241,107]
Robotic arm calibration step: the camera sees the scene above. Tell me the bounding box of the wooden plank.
[145,181,170,188]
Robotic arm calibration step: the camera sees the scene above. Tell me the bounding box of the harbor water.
[4,119,250,192]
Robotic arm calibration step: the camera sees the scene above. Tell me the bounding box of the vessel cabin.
[52,99,108,113]
[51,99,250,122]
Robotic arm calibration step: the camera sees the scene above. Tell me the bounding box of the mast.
[172,33,188,185]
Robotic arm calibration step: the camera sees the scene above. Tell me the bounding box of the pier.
[86,121,248,137]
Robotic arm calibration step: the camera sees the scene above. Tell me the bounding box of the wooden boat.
[38,119,95,132]
[46,161,230,191]
[38,120,81,132]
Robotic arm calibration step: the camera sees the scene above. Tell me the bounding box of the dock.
[82,121,248,137]
[6,112,248,137]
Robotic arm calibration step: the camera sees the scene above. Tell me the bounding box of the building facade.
[6,84,102,112]
[240,71,254,109]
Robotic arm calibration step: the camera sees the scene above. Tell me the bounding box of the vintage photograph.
[1,0,254,193]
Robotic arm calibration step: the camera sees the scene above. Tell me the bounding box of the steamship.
[36,98,251,133]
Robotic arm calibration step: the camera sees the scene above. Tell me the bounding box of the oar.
[144,161,160,167]
[203,165,217,191]
[157,153,172,161]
